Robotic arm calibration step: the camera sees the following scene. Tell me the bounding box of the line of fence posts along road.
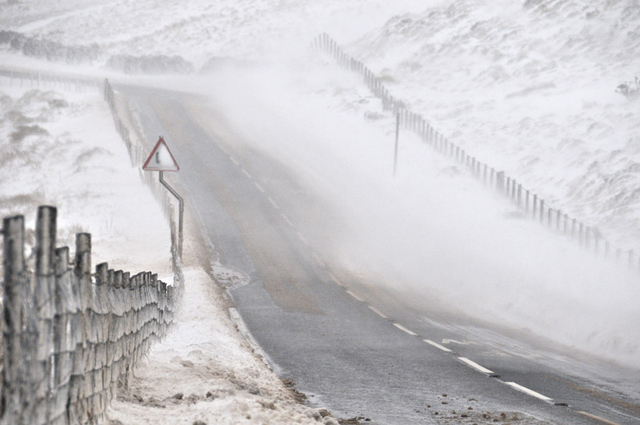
[1,69,185,424]
[312,33,640,273]
[1,207,181,425]
[0,68,100,92]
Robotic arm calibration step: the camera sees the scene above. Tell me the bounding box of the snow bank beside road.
[107,261,338,425]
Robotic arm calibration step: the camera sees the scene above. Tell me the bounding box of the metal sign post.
[143,136,183,257]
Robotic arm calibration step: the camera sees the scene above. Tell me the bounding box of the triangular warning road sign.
[143,137,180,171]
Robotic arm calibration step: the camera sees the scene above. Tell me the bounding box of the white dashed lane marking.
[368,306,388,319]
[281,213,294,227]
[328,272,344,287]
[311,252,325,269]
[424,339,452,353]
[346,290,364,302]
[458,357,494,374]
[576,412,620,425]
[296,232,309,246]
[241,168,252,178]
[254,182,266,193]
[230,156,240,165]
[505,382,552,402]
[268,197,279,210]
[393,323,417,336]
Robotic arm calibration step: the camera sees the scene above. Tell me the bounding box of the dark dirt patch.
[281,378,307,403]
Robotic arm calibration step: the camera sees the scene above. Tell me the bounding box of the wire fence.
[313,33,640,272]
[1,206,180,425]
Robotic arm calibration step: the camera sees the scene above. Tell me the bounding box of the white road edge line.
[242,168,252,178]
[281,213,294,227]
[458,357,494,374]
[268,197,279,210]
[254,182,265,193]
[230,156,240,165]
[368,306,388,319]
[576,411,620,425]
[393,323,417,336]
[505,382,553,402]
[346,290,364,302]
[424,339,452,352]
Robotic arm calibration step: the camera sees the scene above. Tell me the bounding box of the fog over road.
[122,84,640,425]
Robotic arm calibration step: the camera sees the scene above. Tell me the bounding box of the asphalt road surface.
[122,84,640,425]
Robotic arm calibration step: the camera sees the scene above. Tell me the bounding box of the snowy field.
[1,0,640,422]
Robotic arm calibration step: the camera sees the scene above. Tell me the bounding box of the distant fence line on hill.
[0,68,100,92]
[312,33,640,272]
[1,206,180,425]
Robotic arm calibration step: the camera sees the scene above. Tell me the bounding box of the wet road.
[122,84,640,425]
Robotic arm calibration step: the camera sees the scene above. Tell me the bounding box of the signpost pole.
[159,171,184,258]
[143,137,183,259]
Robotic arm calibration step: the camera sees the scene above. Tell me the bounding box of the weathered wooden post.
[517,185,523,209]
[54,246,74,424]
[69,232,91,425]
[34,206,58,424]
[579,223,584,246]
[496,171,505,195]
[2,215,26,424]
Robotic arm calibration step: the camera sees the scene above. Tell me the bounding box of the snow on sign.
[142,137,180,171]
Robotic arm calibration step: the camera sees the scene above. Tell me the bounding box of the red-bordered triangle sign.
[142,137,180,171]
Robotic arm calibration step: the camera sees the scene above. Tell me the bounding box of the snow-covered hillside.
[349,0,640,251]
[1,0,639,400]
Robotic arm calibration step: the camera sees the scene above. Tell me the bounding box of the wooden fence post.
[34,206,58,424]
[69,233,91,424]
[496,171,504,194]
[2,215,26,424]
[53,246,74,424]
